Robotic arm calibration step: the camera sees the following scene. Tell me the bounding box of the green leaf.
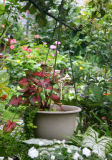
[82,127,112,159]
[0,4,5,14]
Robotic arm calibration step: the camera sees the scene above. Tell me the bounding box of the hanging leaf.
[19,87,29,93]
[4,120,16,132]
[52,94,60,101]
[31,96,40,104]
[19,78,29,86]
[8,96,24,107]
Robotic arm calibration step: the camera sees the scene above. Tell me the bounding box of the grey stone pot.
[34,105,81,140]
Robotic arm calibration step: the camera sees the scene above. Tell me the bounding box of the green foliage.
[23,107,38,139]
[0,4,5,15]
[91,112,112,137]
[2,0,112,68]
[4,42,70,84]
[4,44,44,84]
[71,127,112,159]
[0,70,10,96]
[0,127,27,158]
[0,133,18,157]
[0,2,112,159]
[82,127,112,158]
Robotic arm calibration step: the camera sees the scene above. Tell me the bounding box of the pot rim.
[37,105,81,114]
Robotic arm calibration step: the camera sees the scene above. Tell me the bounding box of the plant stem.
[68,49,78,104]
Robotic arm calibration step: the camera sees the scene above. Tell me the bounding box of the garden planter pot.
[34,105,81,140]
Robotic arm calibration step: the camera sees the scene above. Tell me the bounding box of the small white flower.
[28,147,39,159]
[51,155,55,160]
[73,152,80,160]
[82,148,91,157]
[67,148,72,153]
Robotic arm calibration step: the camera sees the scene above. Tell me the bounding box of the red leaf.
[32,70,45,77]
[44,79,50,84]
[53,88,58,92]
[19,78,29,86]
[23,92,31,97]
[52,71,57,77]
[52,94,60,101]
[9,96,24,106]
[2,95,7,99]
[4,120,16,132]
[46,87,58,92]
[32,72,40,76]
[45,73,51,77]
[9,96,19,106]
[32,78,39,84]
[39,88,42,92]
[46,86,52,90]
[29,85,37,92]
[37,81,42,87]
[19,87,29,93]
[32,96,40,104]
[18,96,24,104]
[39,70,46,77]
[0,95,7,101]
[38,79,50,87]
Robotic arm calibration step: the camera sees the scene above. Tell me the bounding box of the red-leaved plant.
[4,120,16,132]
[8,70,62,110]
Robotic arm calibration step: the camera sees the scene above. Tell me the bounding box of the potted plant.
[7,69,81,140]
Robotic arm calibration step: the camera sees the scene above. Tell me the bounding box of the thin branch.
[68,49,78,104]
[45,0,64,63]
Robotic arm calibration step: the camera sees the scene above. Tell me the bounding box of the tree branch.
[28,0,79,32]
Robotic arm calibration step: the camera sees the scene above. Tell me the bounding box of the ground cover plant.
[0,0,112,159]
